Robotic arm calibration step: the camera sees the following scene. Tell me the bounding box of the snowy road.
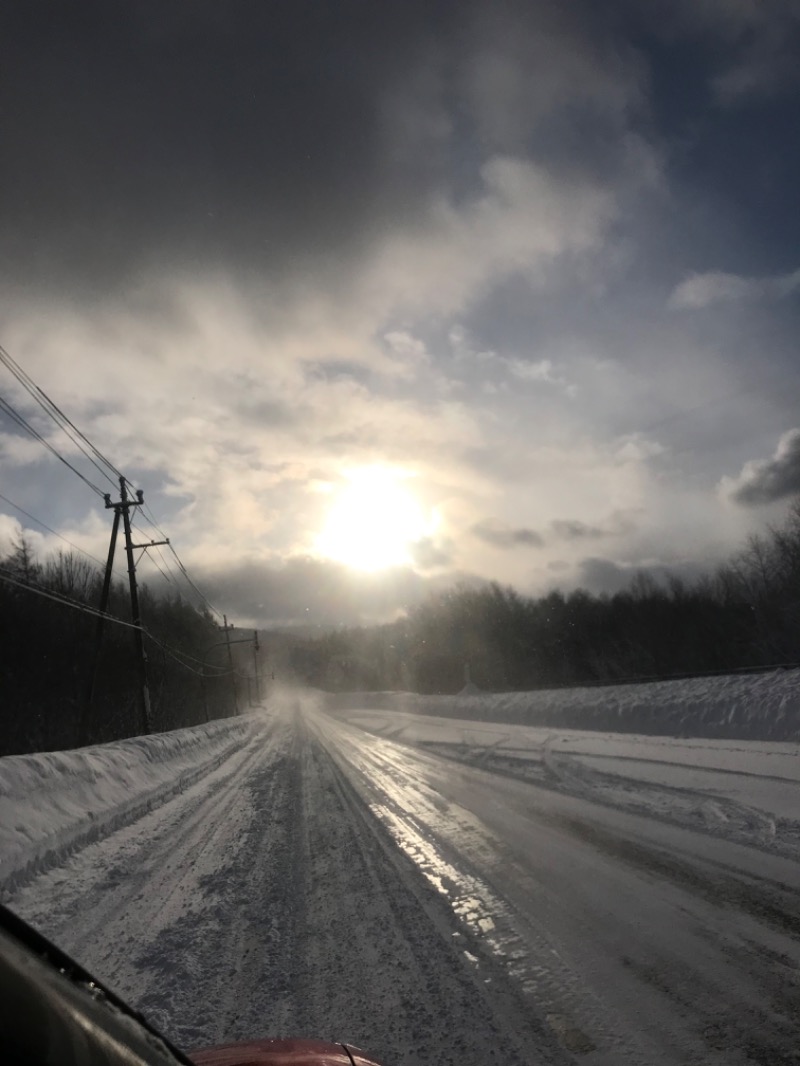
[3,695,800,1066]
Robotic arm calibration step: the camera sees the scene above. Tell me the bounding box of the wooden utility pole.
[117,478,152,733]
[252,629,260,704]
[222,614,238,714]
[81,506,120,742]
[84,477,167,741]
[200,666,210,723]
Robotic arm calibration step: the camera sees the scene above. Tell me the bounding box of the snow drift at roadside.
[326,668,800,740]
[0,714,264,892]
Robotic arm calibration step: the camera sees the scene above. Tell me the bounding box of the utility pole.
[84,477,167,740]
[200,667,210,723]
[205,629,258,717]
[222,614,238,714]
[82,505,120,742]
[252,629,260,704]
[119,478,151,734]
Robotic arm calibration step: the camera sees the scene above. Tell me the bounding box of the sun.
[317,468,435,571]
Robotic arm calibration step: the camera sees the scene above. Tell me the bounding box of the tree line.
[0,537,258,756]
[4,499,799,754]
[287,499,800,695]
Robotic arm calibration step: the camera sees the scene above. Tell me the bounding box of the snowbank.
[325,669,800,741]
[0,715,262,893]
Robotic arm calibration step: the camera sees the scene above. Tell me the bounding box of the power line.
[144,632,229,677]
[0,491,107,570]
[129,520,179,590]
[0,566,138,628]
[0,393,107,497]
[0,346,227,629]
[131,504,224,622]
[131,516,221,625]
[0,344,122,489]
[140,503,169,540]
[0,568,232,677]
[153,543,182,588]
[166,543,225,622]
[142,508,224,622]
[143,551,177,589]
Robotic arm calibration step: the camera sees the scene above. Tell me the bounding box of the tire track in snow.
[310,709,657,1066]
[289,707,570,1066]
[314,706,800,1066]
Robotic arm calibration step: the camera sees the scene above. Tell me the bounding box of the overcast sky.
[1,0,799,627]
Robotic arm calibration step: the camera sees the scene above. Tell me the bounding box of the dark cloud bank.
[8,0,788,297]
[0,0,514,295]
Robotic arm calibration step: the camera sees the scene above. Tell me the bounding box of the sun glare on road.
[317,468,435,571]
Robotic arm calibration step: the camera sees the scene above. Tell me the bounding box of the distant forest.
[288,499,800,696]
[3,499,800,756]
[0,538,260,757]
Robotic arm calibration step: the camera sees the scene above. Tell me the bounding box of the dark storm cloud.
[0,0,645,298]
[722,428,800,506]
[0,0,457,292]
[471,519,544,549]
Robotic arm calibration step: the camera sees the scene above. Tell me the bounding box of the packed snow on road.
[1,675,799,1066]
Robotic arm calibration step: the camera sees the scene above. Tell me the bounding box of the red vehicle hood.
[190,1038,383,1066]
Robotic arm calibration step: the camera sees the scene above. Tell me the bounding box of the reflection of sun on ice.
[317,468,436,571]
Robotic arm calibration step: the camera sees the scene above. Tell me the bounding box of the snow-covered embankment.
[0,715,261,893]
[327,668,800,741]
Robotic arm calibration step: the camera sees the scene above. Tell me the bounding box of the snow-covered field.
[2,680,799,1066]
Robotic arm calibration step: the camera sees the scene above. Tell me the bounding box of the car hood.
[190,1039,383,1066]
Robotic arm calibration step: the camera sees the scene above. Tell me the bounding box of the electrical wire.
[0,369,117,492]
[0,344,122,489]
[0,346,228,629]
[140,503,169,541]
[0,568,232,677]
[0,393,107,496]
[143,633,230,677]
[166,543,225,622]
[129,520,179,590]
[0,566,138,627]
[131,527,184,597]
[131,505,224,622]
[153,543,182,588]
[142,551,176,589]
[130,519,221,626]
[0,491,107,570]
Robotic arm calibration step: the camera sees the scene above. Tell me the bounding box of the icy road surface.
[3,697,800,1066]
